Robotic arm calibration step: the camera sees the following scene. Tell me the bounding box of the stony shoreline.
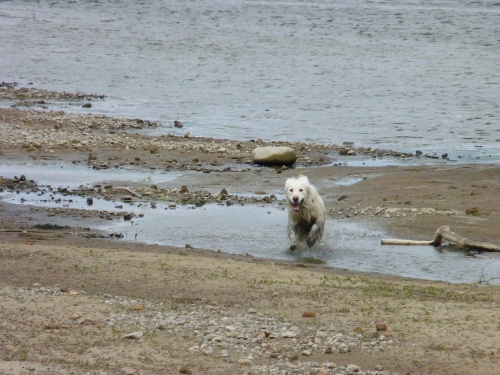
[1,87,500,375]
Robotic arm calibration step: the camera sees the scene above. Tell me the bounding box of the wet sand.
[1,89,500,374]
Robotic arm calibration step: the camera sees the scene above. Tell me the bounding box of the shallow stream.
[2,161,499,285]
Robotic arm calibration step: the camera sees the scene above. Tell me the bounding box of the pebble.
[121,331,143,340]
[179,365,192,374]
[120,368,138,375]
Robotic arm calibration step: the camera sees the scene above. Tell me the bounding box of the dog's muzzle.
[291,196,302,211]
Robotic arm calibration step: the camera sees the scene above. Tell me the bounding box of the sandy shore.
[1,88,500,375]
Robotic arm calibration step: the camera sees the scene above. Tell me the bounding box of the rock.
[174,120,183,128]
[347,364,361,374]
[218,188,228,199]
[120,367,138,375]
[124,213,133,221]
[179,365,192,374]
[353,326,364,334]
[121,331,143,340]
[251,146,297,166]
[282,331,297,338]
[376,322,388,332]
[86,197,93,205]
[339,147,356,156]
[302,311,317,318]
[129,303,144,311]
[82,103,92,108]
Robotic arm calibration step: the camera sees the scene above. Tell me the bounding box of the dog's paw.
[307,237,316,248]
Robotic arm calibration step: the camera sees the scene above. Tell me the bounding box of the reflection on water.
[0,161,185,188]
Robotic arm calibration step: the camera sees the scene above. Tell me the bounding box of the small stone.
[248,308,257,314]
[179,365,192,374]
[353,326,364,334]
[129,303,144,311]
[302,311,316,318]
[76,318,97,325]
[121,331,143,340]
[282,331,297,338]
[120,368,138,375]
[376,322,388,332]
[174,120,183,128]
[82,102,92,108]
[219,349,230,357]
[347,364,360,374]
[302,350,312,356]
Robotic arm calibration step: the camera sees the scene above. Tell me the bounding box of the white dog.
[284,174,326,250]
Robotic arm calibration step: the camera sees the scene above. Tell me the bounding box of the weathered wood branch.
[116,187,142,198]
[381,226,500,252]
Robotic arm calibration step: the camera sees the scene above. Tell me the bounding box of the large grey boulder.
[251,146,297,166]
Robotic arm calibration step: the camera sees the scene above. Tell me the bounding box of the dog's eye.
[289,188,293,192]
[299,189,303,192]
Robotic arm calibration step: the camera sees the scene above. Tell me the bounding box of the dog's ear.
[284,179,291,195]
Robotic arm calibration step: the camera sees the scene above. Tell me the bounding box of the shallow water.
[0,161,185,188]
[1,0,499,160]
[2,170,499,285]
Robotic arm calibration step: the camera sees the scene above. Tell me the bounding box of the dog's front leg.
[288,225,299,250]
[307,222,321,247]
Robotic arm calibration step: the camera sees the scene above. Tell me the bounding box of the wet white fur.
[284,175,326,249]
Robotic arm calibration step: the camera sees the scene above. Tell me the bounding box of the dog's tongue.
[292,202,301,211]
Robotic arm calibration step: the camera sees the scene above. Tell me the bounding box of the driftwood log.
[381,226,500,252]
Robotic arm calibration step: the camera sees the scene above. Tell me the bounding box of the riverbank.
[1,88,500,375]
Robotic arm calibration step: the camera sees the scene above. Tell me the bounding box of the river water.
[1,0,499,160]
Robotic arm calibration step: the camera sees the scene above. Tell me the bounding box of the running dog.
[284,174,326,250]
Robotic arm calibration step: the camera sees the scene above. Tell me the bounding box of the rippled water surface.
[1,0,499,160]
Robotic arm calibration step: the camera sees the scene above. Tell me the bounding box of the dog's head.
[284,174,311,212]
